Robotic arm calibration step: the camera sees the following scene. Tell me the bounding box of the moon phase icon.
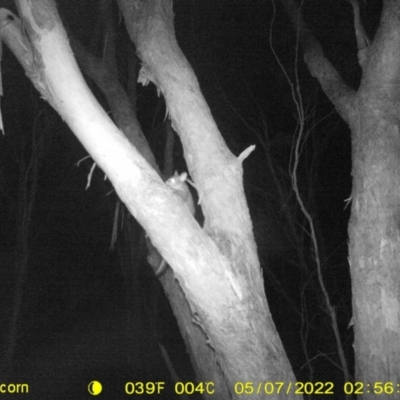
[88,381,102,396]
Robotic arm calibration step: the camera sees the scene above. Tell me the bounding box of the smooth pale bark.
[70,36,160,173]
[117,0,301,394]
[2,0,299,397]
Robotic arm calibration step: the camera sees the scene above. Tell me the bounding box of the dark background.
[0,0,382,398]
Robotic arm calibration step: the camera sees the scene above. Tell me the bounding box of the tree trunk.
[349,94,400,383]
[1,0,299,397]
[282,0,400,390]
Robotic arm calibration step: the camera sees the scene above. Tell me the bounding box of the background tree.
[281,0,399,391]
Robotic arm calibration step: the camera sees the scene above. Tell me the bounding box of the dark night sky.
[0,0,383,398]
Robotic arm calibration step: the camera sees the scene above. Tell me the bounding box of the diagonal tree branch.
[280,0,356,124]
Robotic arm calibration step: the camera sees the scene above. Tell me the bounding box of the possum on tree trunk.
[155,171,196,277]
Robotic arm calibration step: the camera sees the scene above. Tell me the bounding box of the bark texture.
[282,0,400,389]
